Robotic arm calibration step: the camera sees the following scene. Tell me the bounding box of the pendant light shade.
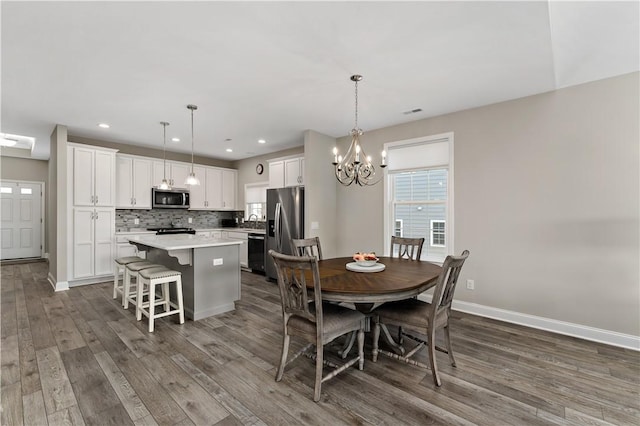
[184,104,200,186]
[157,121,171,190]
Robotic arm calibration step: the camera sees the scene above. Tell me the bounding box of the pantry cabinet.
[72,145,116,206]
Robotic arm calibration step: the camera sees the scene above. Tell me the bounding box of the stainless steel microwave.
[152,188,190,209]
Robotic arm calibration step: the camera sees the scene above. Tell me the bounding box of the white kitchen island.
[127,234,242,320]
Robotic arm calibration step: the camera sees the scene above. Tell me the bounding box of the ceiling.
[2,1,638,161]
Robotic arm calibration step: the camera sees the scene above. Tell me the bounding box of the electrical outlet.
[188,217,193,224]
[213,258,223,266]
[134,218,139,225]
[466,279,475,290]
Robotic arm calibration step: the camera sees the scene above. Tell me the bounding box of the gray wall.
[49,125,68,283]
[334,72,639,336]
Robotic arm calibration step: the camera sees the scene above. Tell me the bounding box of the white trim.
[383,132,455,257]
[418,293,640,351]
[48,272,69,292]
[430,219,446,247]
[266,153,304,163]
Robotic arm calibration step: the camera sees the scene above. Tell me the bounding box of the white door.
[207,168,223,209]
[0,181,42,260]
[284,158,301,186]
[116,156,134,208]
[132,158,152,208]
[94,150,115,206]
[222,169,236,209]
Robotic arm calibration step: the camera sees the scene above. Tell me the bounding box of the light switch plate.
[134,218,139,225]
[213,258,223,266]
[311,221,319,230]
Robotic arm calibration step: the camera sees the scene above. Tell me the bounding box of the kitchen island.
[127,234,242,320]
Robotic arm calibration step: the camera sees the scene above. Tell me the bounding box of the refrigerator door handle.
[275,202,282,251]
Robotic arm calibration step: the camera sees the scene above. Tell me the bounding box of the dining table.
[307,256,443,356]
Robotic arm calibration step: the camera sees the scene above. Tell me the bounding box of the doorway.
[0,180,44,260]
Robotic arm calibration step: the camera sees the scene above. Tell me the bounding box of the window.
[0,187,12,194]
[244,182,268,220]
[20,188,32,195]
[384,133,453,262]
[430,220,445,247]
[246,202,265,220]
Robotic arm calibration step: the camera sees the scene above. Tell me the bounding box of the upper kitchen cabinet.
[222,169,236,209]
[116,154,152,209]
[152,160,191,189]
[70,144,117,207]
[269,156,304,188]
[190,167,236,210]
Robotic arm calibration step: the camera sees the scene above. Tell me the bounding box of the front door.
[0,181,42,260]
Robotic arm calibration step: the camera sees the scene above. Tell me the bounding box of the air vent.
[403,108,423,115]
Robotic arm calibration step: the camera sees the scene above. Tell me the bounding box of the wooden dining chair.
[268,249,365,402]
[291,237,323,260]
[372,250,470,387]
[390,236,425,260]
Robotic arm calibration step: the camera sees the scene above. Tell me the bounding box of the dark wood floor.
[1,261,638,425]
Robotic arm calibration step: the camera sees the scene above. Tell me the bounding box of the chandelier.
[332,74,386,186]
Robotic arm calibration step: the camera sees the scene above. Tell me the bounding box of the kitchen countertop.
[116,227,265,235]
[126,234,243,250]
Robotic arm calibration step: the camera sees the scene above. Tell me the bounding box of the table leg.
[378,323,405,355]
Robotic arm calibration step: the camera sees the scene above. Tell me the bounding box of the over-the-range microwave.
[151,188,190,209]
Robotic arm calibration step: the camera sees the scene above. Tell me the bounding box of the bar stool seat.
[123,261,158,309]
[113,256,144,303]
[136,267,185,332]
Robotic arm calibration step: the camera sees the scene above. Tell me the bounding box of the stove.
[147,227,196,235]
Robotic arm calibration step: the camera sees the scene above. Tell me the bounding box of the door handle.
[274,202,282,251]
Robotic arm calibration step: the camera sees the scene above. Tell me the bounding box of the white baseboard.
[418,294,640,351]
[47,272,69,292]
[43,252,49,259]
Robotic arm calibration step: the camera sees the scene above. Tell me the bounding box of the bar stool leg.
[123,268,132,309]
[148,281,156,332]
[113,264,120,299]
[136,275,144,321]
[162,282,170,312]
[176,275,185,325]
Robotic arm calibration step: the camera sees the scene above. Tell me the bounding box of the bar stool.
[113,256,144,303]
[136,267,185,332]
[123,261,158,309]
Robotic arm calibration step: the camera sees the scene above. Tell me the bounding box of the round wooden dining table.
[307,256,443,357]
[311,256,443,307]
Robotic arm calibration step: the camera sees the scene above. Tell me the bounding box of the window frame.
[430,219,446,247]
[383,132,454,263]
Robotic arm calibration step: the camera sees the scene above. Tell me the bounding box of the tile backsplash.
[116,209,243,231]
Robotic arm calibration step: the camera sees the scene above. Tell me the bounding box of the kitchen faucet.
[247,214,259,229]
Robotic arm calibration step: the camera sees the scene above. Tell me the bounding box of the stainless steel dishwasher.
[247,233,265,274]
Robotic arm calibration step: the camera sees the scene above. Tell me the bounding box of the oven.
[248,233,265,273]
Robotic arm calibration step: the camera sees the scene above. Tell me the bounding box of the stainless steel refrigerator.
[265,186,304,280]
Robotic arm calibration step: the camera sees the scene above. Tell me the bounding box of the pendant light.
[184,104,200,186]
[157,121,171,190]
[331,74,386,186]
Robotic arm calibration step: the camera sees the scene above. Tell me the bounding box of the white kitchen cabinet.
[72,207,115,279]
[226,231,248,268]
[152,160,191,189]
[222,169,236,209]
[269,161,285,188]
[284,157,304,186]
[116,155,152,209]
[269,156,304,188]
[190,167,224,209]
[72,145,116,206]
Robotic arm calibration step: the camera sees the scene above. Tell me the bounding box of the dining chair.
[291,237,323,260]
[372,249,470,387]
[269,249,365,402]
[390,236,425,260]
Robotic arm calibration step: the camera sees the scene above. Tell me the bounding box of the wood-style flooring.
[1,261,638,425]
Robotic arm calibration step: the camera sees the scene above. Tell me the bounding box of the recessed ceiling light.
[98,123,110,128]
[0,133,35,149]
[258,139,266,144]
[171,137,180,142]
[226,148,233,153]
[224,138,232,142]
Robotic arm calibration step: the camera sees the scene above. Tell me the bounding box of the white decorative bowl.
[354,259,379,267]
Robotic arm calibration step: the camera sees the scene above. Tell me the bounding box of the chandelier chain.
[354,78,358,130]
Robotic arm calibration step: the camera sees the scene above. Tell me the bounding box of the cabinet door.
[222,169,236,209]
[94,150,115,206]
[116,156,134,208]
[207,168,223,209]
[94,208,114,276]
[152,160,167,187]
[189,166,207,209]
[284,158,301,187]
[299,158,305,185]
[73,208,95,278]
[170,162,191,189]
[132,158,152,208]
[73,148,95,206]
[269,161,284,188]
